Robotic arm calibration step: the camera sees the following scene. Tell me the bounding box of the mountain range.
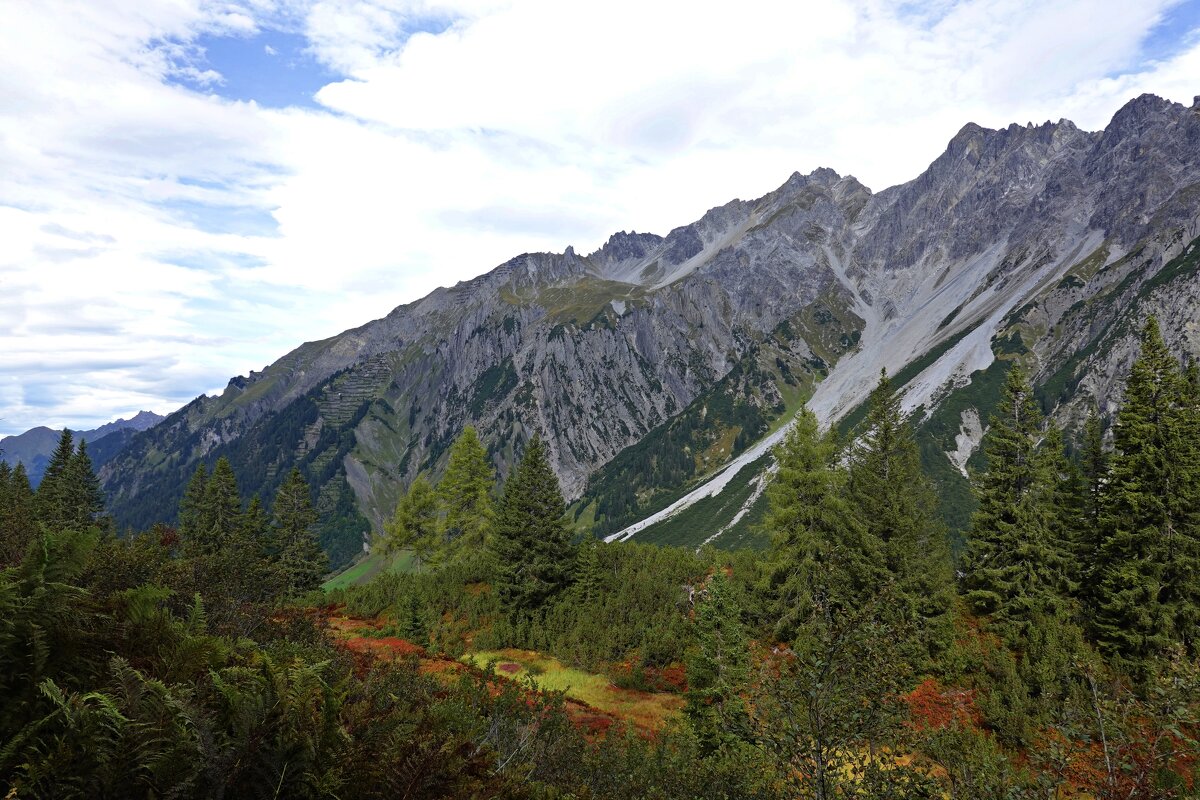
[97,93,1200,567]
[0,410,165,487]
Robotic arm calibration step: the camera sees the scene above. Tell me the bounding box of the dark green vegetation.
[106,384,371,569]
[4,318,1200,798]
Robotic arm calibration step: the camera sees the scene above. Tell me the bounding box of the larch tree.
[436,427,496,556]
[386,476,440,568]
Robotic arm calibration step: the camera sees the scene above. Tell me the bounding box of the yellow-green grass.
[323,548,414,590]
[462,649,683,731]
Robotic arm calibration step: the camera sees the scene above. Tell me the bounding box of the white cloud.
[1,0,1198,435]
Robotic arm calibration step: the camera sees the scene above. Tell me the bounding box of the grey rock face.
[103,94,1200,542]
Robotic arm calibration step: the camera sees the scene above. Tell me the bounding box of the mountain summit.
[101,94,1200,562]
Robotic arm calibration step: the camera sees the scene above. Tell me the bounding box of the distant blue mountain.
[0,411,165,486]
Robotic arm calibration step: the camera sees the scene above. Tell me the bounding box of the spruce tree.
[763,407,885,641]
[241,495,271,555]
[35,429,75,529]
[1077,410,1109,576]
[574,536,604,604]
[1094,317,1200,661]
[490,436,575,613]
[271,468,327,594]
[685,569,750,754]
[0,463,37,564]
[385,476,440,568]
[436,427,496,555]
[185,457,241,557]
[61,440,105,531]
[178,464,209,541]
[848,370,954,646]
[961,366,1074,635]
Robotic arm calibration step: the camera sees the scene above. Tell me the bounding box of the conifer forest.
[3,316,1199,798]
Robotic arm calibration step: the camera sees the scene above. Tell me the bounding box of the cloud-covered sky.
[2,0,1199,435]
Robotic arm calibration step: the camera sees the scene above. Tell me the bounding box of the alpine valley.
[101,93,1200,568]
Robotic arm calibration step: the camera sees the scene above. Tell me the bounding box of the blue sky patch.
[1140,1,1200,64]
[168,29,335,109]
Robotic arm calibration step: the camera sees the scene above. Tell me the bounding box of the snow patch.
[610,299,626,316]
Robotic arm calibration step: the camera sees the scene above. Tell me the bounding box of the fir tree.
[490,436,575,613]
[961,366,1074,635]
[848,370,954,650]
[271,468,327,594]
[436,427,496,555]
[574,536,604,604]
[61,440,105,531]
[763,408,885,641]
[34,429,75,529]
[1094,317,1200,661]
[0,462,37,564]
[386,476,440,568]
[685,569,750,755]
[184,457,241,557]
[177,464,209,541]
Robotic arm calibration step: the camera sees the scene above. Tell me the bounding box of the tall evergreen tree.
[271,468,327,594]
[184,457,241,557]
[685,569,750,755]
[0,463,37,564]
[490,436,575,613]
[848,370,954,649]
[61,440,105,531]
[177,464,209,541]
[763,408,885,641]
[961,366,1074,634]
[1094,317,1200,661]
[436,427,496,555]
[386,476,440,568]
[34,429,75,529]
[1077,410,1109,570]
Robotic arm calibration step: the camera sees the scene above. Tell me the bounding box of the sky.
[1,0,1199,436]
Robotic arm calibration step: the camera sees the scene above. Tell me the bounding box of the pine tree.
[961,366,1074,635]
[685,569,750,754]
[763,407,885,642]
[271,468,327,594]
[848,370,954,648]
[35,429,75,529]
[1094,317,1200,661]
[437,427,496,555]
[490,436,575,613]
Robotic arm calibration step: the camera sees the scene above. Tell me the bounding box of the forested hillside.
[3,316,1198,798]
